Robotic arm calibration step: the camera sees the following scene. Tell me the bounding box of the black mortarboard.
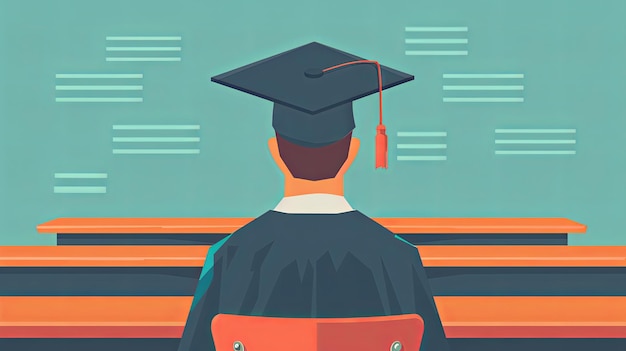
[211,42,414,168]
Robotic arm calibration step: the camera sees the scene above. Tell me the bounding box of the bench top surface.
[37,217,587,234]
[0,296,624,338]
[1,245,624,267]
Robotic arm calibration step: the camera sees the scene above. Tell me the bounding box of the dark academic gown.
[177,210,449,351]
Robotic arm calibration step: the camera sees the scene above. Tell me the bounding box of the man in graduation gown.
[178,42,449,351]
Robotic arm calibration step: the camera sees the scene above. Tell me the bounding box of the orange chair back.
[212,314,424,351]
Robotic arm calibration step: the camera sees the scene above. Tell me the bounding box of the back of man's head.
[275,132,353,181]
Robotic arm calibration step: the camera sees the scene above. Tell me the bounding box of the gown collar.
[273,193,354,214]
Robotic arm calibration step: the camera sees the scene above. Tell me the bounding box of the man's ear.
[336,137,360,177]
[268,137,292,177]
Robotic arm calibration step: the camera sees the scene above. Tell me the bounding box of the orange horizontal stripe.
[0,296,623,322]
[0,259,206,267]
[421,259,626,267]
[418,245,626,257]
[444,322,626,326]
[0,322,184,326]
[418,245,626,267]
[434,296,626,323]
[2,245,626,267]
[0,326,183,338]
[444,326,626,339]
[37,217,587,234]
[0,245,209,267]
[374,218,586,234]
[1,325,624,339]
[0,257,203,260]
[0,296,193,322]
[0,245,210,256]
[1,296,625,338]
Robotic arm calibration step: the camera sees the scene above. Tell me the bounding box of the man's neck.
[283,177,344,197]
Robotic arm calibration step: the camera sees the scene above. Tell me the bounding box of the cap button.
[304,68,324,78]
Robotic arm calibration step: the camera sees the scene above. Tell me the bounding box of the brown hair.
[276,132,352,181]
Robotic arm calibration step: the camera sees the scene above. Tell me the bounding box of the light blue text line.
[56,98,142,102]
[113,137,200,142]
[443,97,524,103]
[55,98,143,102]
[443,74,524,79]
[495,151,576,155]
[397,144,447,149]
[106,47,181,51]
[495,129,576,134]
[405,39,468,44]
[54,173,108,179]
[405,27,468,32]
[397,132,447,137]
[106,36,181,40]
[495,140,576,144]
[106,57,181,62]
[54,186,107,194]
[397,156,447,161]
[113,149,200,154]
[113,125,200,130]
[443,85,524,91]
[56,74,142,78]
[406,51,468,56]
[55,85,143,91]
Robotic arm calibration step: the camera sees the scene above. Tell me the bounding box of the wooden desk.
[0,296,624,339]
[2,245,625,296]
[37,217,586,246]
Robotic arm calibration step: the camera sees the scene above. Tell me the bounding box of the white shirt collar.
[273,193,354,214]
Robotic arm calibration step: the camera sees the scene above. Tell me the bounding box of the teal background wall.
[1,0,625,245]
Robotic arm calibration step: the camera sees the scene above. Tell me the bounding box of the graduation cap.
[211,42,414,169]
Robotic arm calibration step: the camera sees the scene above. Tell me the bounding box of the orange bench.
[418,246,626,267]
[37,217,587,234]
[2,245,625,267]
[0,296,624,339]
[0,246,208,267]
[2,245,623,296]
[36,217,587,246]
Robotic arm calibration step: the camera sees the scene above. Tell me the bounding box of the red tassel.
[375,124,388,169]
[322,60,389,169]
